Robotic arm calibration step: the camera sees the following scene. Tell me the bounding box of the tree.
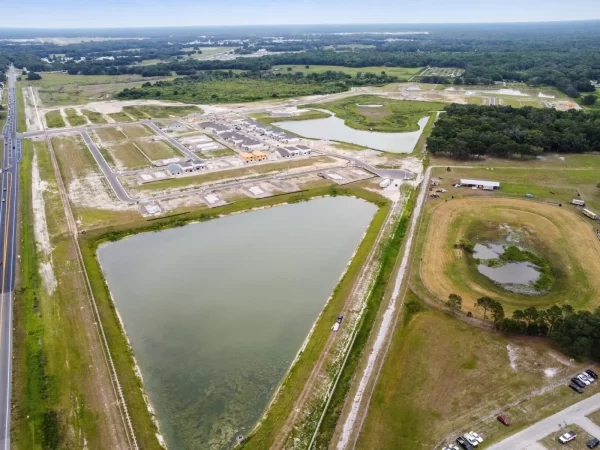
[582,95,597,106]
[26,72,41,80]
[489,300,505,327]
[475,296,494,322]
[447,293,462,314]
[305,65,309,69]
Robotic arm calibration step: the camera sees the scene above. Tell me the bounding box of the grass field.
[105,142,150,170]
[272,65,422,80]
[588,408,600,427]
[305,95,446,132]
[23,73,175,107]
[539,424,594,450]
[108,111,134,122]
[420,198,600,315]
[121,124,153,138]
[81,109,107,124]
[122,105,202,120]
[95,127,127,143]
[356,296,593,450]
[253,109,331,125]
[45,110,66,128]
[65,108,87,126]
[134,139,180,160]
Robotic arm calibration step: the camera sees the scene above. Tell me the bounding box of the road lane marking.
[0,172,12,363]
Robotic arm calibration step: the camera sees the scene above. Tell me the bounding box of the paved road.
[142,120,204,163]
[488,393,600,450]
[79,131,134,202]
[0,67,21,450]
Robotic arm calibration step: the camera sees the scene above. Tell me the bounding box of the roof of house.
[460,179,500,187]
[276,148,290,157]
[167,163,182,173]
[239,152,254,158]
[252,151,267,156]
[296,145,311,150]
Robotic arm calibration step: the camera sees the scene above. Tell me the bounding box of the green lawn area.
[81,109,107,124]
[108,112,134,123]
[65,108,87,126]
[23,73,175,107]
[122,105,202,120]
[252,109,331,125]
[272,65,421,80]
[588,408,600,427]
[45,110,66,128]
[356,296,594,450]
[306,95,446,132]
[539,424,594,450]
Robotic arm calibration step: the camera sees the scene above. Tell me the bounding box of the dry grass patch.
[105,142,149,171]
[420,198,600,315]
[134,139,180,160]
[121,124,154,138]
[94,127,127,144]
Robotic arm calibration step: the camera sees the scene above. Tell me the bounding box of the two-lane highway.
[0,67,21,450]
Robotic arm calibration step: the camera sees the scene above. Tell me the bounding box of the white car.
[450,446,460,450]
[581,372,595,383]
[559,431,576,444]
[469,431,484,443]
[578,374,591,386]
[464,433,479,447]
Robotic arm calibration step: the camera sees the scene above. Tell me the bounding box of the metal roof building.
[460,179,500,190]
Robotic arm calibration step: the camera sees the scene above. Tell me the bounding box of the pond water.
[478,261,541,285]
[474,243,541,287]
[275,115,430,153]
[98,197,377,450]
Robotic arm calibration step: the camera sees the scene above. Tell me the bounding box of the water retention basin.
[98,197,377,449]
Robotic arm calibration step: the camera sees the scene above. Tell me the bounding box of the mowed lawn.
[272,65,422,79]
[356,296,591,450]
[45,110,66,128]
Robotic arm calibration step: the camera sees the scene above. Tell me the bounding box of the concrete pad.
[202,194,228,208]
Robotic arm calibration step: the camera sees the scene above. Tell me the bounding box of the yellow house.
[252,151,267,161]
[239,152,255,163]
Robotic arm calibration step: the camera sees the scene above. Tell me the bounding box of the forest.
[427,104,600,158]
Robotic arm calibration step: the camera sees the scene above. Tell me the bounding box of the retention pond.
[275,114,429,153]
[98,197,377,449]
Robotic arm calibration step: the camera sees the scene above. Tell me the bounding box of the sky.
[6,0,600,29]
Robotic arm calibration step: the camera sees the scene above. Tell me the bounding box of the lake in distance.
[98,197,377,449]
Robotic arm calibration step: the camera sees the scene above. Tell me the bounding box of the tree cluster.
[428,104,600,159]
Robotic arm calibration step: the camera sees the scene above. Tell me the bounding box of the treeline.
[447,294,600,361]
[115,69,397,102]
[427,104,600,159]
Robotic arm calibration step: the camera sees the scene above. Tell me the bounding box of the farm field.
[65,108,87,126]
[272,65,422,79]
[23,73,175,107]
[355,296,593,450]
[122,105,202,120]
[305,95,446,132]
[45,110,66,128]
[420,197,600,315]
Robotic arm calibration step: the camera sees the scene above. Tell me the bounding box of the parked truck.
[571,199,586,206]
[379,178,391,189]
[583,208,598,220]
[331,314,344,332]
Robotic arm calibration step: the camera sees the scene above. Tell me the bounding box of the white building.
[459,179,500,190]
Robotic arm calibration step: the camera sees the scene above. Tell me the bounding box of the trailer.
[571,199,586,206]
[583,208,598,220]
[379,178,391,189]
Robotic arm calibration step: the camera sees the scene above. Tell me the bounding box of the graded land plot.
[196,147,237,159]
[271,65,422,80]
[305,95,446,132]
[103,142,150,171]
[419,66,465,77]
[539,424,595,450]
[419,197,600,316]
[127,156,340,195]
[122,105,202,120]
[120,124,154,138]
[23,73,174,107]
[13,140,134,449]
[65,107,87,126]
[134,139,181,160]
[51,134,132,221]
[252,109,331,125]
[94,126,127,144]
[108,111,134,122]
[355,296,593,450]
[81,109,107,124]
[45,109,66,128]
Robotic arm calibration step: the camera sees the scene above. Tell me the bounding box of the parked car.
[586,369,599,379]
[469,432,483,444]
[570,383,584,393]
[581,372,595,383]
[559,431,577,444]
[456,436,474,450]
[497,415,510,426]
[464,433,479,447]
[448,446,460,450]
[587,438,600,449]
[572,377,586,388]
[578,374,591,386]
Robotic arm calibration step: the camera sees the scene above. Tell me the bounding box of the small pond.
[275,114,430,153]
[474,242,541,289]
